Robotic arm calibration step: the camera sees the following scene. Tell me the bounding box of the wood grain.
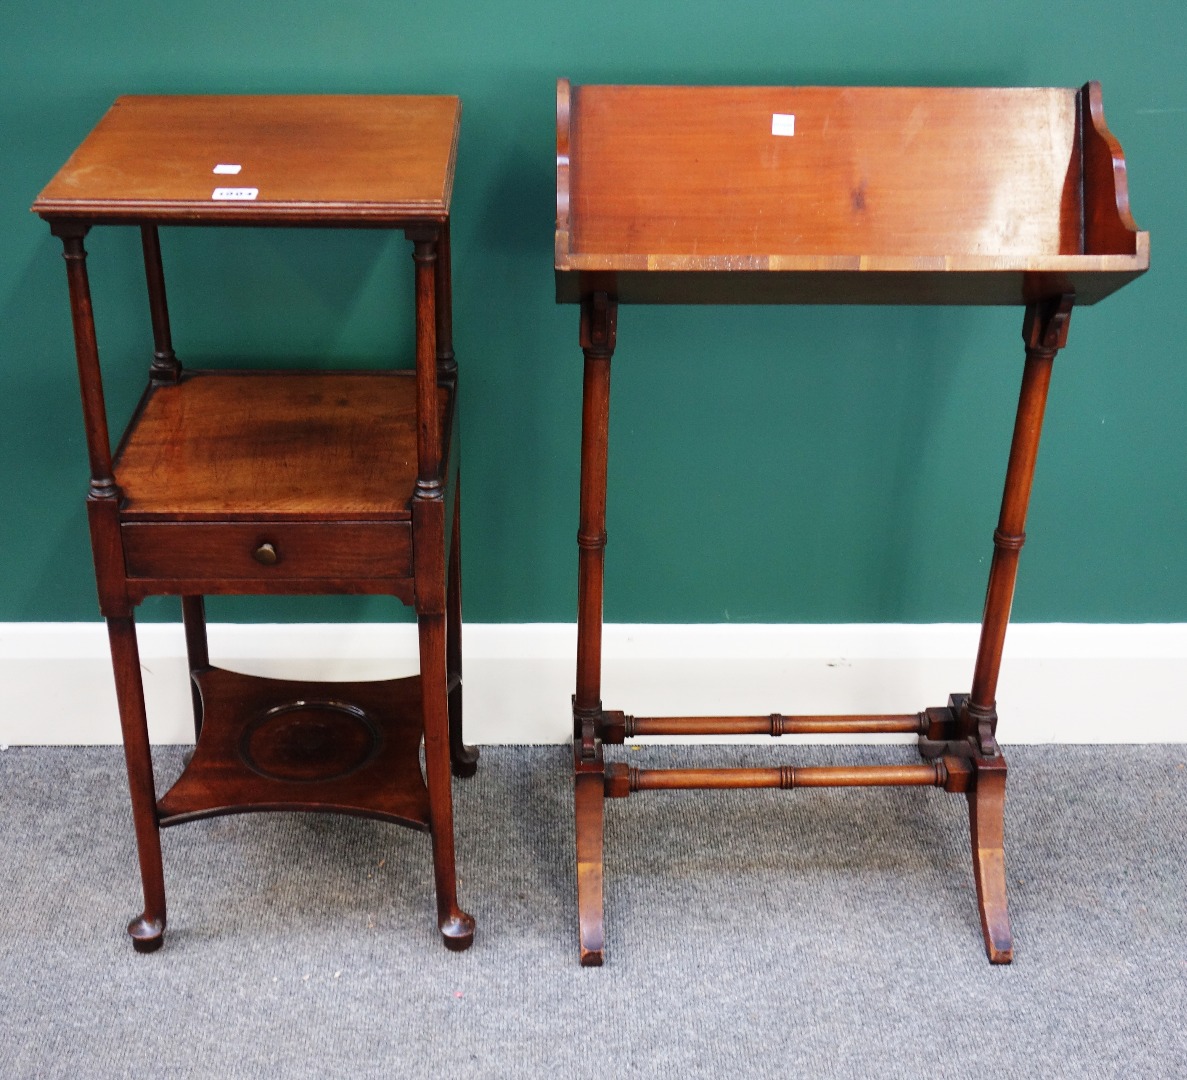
[121,521,412,581]
[556,81,1148,305]
[157,667,431,828]
[572,85,1081,259]
[114,371,448,520]
[33,95,460,224]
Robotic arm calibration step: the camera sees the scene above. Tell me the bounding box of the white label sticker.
[211,187,259,201]
[213,163,242,175]
[771,113,796,136]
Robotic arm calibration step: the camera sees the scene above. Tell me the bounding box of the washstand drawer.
[122,521,412,581]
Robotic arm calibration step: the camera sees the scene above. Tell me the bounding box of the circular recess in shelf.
[239,701,382,783]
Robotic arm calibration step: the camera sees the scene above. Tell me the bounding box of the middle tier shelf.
[115,368,452,521]
[109,369,453,599]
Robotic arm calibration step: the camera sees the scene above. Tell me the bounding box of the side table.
[33,94,477,952]
[555,80,1148,965]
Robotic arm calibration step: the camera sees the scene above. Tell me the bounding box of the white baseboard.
[1,622,1184,746]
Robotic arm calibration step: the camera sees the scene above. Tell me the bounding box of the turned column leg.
[574,292,617,966]
[107,616,168,952]
[964,293,1074,964]
[54,223,166,952]
[411,230,473,950]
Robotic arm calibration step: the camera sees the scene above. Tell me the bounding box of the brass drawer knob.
[252,541,279,566]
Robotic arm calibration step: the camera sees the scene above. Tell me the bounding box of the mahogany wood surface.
[33,95,460,225]
[121,521,414,584]
[114,371,448,520]
[158,668,431,828]
[556,80,1147,304]
[557,80,1147,967]
[36,95,474,953]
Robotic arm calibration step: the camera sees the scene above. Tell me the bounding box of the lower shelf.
[157,666,430,829]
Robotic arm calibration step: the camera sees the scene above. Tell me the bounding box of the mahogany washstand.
[555,80,1148,965]
[34,95,476,952]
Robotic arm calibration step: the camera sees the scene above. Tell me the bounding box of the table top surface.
[555,81,1148,305]
[33,95,460,225]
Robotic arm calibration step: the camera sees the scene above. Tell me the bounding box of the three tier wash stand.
[555,80,1148,965]
[34,95,476,952]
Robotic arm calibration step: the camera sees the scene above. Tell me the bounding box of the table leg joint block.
[604,763,631,798]
[600,710,628,744]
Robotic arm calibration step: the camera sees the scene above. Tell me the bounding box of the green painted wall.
[2,1,1183,625]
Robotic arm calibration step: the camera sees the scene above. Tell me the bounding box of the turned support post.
[961,293,1073,966]
[574,292,617,730]
[967,293,1074,749]
[140,224,181,384]
[408,224,473,949]
[53,224,116,500]
[410,233,443,501]
[573,291,617,966]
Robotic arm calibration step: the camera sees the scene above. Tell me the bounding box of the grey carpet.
[0,744,1183,1079]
